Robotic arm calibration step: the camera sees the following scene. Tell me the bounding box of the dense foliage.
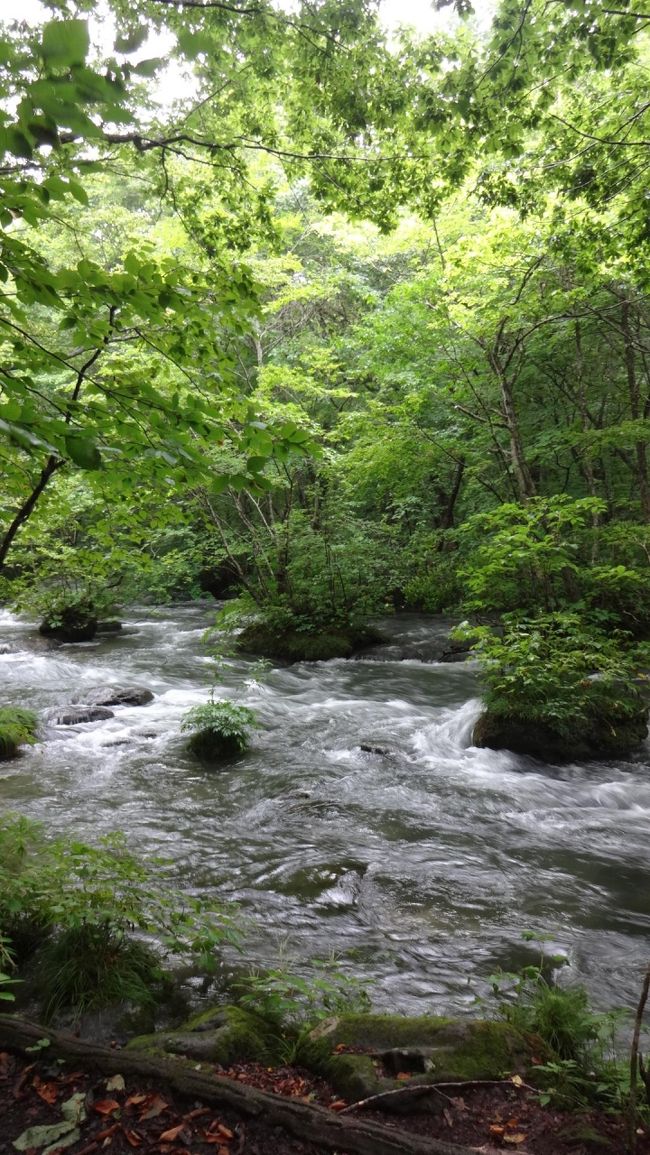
[0,5,648,725]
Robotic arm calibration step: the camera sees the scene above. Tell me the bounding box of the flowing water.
[1,604,649,1016]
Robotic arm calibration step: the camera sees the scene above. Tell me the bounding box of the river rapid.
[1,604,649,1016]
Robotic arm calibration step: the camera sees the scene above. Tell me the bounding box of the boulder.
[307,1013,537,1106]
[473,707,649,761]
[96,620,123,634]
[82,686,154,707]
[39,610,97,643]
[128,1005,277,1066]
[187,729,243,762]
[236,622,384,662]
[49,706,114,725]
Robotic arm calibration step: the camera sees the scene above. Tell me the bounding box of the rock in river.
[82,686,154,707]
[49,706,115,725]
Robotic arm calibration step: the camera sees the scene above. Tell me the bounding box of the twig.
[341,1076,535,1115]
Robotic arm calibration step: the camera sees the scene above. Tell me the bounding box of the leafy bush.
[181,698,256,756]
[462,612,648,737]
[458,496,604,614]
[0,814,240,1017]
[0,935,18,1002]
[488,939,632,1112]
[235,960,371,1031]
[0,707,38,760]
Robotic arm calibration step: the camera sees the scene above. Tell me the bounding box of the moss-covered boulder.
[0,707,38,760]
[236,622,384,663]
[473,706,648,761]
[307,1014,537,1105]
[127,1005,279,1065]
[187,730,244,762]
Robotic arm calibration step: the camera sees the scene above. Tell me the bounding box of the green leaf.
[114,27,149,54]
[177,30,213,58]
[41,20,90,68]
[133,58,165,78]
[64,435,102,470]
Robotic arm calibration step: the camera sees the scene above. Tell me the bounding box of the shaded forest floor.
[1,1049,648,1155]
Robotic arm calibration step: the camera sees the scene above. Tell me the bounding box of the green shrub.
[488,947,631,1112]
[458,496,604,614]
[0,934,18,1002]
[181,698,256,758]
[36,925,163,1020]
[461,612,648,738]
[0,814,240,1017]
[0,707,38,760]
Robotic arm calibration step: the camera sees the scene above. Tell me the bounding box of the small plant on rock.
[0,707,38,760]
[181,697,256,761]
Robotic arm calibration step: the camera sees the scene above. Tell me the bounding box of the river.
[1,604,649,1016]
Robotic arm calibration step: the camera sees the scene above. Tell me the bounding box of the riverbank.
[1,1011,648,1155]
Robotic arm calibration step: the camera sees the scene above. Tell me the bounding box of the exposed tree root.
[0,1014,474,1155]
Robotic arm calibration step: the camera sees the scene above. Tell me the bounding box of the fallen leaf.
[61,1093,87,1126]
[139,1094,169,1120]
[122,1129,144,1148]
[207,1123,234,1140]
[125,1094,147,1108]
[443,1107,454,1127]
[503,1134,527,1146]
[33,1076,58,1106]
[489,1124,505,1135]
[510,1074,524,1088]
[184,1107,210,1121]
[396,1072,411,1081]
[93,1101,121,1117]
[105,1076,125,1093]
[329,1100,347,1111]
[13,1121,76,1151]
[159,1124,188,1143]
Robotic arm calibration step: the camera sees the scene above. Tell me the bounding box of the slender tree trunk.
[621,299,650,522]
[487,350,536,501]
[0,456,65,572]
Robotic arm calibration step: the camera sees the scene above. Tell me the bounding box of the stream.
[1,603,649,1016]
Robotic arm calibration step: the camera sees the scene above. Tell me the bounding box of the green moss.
[0,707,38,761]
[473,707,648,761]
[187,730,243,761]
[327,1013,455,1050]
[236,623,383,662]
[128,1004,279,1065]
[309,1014,535,1100]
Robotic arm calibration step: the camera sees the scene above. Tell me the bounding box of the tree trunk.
[487,350,536,502]
[621,299,650,522]
[0,1015,472,1155]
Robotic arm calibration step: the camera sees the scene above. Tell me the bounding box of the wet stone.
[49,706,115,725]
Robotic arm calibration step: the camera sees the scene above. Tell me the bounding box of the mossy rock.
[306,1014,536,1105]
[0,706,38,761]
[235,622,384,662]
[127,1004,279,1065]
[473,706,648,761]
[39,608,97,643]
[187,729,245,762]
